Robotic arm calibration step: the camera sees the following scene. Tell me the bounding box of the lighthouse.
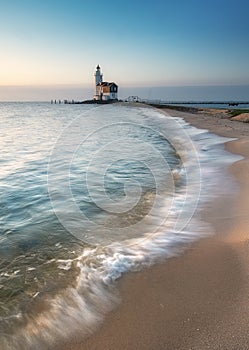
[94,65,103,94]
[93,65,118,101]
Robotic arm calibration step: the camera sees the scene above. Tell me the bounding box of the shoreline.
[56,107,249,350]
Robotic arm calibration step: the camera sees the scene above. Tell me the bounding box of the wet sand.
[58,107,249,350]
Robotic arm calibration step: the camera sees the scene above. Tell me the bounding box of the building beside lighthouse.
[93,65,118,101]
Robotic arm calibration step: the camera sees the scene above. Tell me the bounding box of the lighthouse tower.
[94,65,102,94]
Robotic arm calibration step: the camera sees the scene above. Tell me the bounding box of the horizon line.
[1,83,249,89]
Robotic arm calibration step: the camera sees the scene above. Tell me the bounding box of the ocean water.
[162,102,249,110]
[0,102,240,349]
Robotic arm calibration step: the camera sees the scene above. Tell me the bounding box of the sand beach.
[54,106,249,350]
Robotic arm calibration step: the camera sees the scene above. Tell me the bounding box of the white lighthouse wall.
[95,71,103,86]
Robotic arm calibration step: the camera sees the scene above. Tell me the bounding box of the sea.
[0,102,241,349]
[160,102,249,110]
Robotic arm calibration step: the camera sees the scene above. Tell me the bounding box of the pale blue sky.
[0,0,249,100]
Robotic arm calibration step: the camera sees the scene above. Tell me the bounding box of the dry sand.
[57,107,249,350]
[231,113,249,122]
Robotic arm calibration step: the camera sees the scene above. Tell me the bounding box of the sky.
[0,0,249,100]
